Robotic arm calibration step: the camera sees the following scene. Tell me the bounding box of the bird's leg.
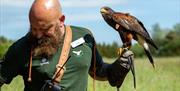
[117,46,129,57]
[122,41,132,49]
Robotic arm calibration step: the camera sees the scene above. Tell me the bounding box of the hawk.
[100,7,158,90]
[100,6,158,68]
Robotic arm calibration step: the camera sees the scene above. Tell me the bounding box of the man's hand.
[119,49,136,89]
[107,49,134,88]
[118,49,134,69]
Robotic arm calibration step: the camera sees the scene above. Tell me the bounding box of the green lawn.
[1,57,180,91]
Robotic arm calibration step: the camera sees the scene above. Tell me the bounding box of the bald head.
[29,0,63,24]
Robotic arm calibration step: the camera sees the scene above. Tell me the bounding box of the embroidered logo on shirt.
[72,50,83,57]
[40,58,49,66]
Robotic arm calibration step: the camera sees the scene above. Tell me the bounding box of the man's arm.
[83,29,133,87]
[0,45,20,85]
[89,44,133,88]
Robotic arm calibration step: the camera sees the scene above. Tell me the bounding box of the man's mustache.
[37,37,52,45]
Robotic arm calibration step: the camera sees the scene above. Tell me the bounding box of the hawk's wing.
[112,13,149,38]
[112,13,157,49]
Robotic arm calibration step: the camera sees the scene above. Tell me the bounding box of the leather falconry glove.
[107,48,134,91]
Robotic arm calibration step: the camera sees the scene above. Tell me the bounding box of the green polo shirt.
[0,26,96,91]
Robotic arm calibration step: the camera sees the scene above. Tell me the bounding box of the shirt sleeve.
[88,40,130,87]
[82,28,130,87]
[89,46,109,80]
[0,45,20,84]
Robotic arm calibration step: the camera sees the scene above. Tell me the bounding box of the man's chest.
[25,42,92,80]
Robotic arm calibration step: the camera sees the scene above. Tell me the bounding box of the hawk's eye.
[105,8,109,11]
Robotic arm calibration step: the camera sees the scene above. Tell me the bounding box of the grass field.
[1,57,180,91]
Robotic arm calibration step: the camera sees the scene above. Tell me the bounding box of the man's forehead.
[31,20,55,28]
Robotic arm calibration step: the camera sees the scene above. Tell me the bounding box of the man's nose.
[36,32,43,39]
[46,29,54,37]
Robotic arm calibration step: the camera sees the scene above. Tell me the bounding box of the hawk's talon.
[117,47,129,57]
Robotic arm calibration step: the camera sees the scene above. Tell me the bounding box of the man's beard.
[28,25,64,59]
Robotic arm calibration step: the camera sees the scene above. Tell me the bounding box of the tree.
[151,23,180,56]
[0,36,13,58]
[173,23,180,34]
[152,23,168,46]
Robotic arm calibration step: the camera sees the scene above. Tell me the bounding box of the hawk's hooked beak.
[100,8,107,14]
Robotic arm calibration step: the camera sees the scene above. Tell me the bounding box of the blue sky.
[0,0,180,44]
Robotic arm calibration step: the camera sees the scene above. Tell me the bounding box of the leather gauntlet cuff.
[107,59,130,87]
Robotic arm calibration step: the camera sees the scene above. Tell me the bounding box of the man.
[0,0,134,91]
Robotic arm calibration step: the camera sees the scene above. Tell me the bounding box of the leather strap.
[27,48,33,82]
[93,42,96,91]
[52,25,72,84]
[27,25,72,83]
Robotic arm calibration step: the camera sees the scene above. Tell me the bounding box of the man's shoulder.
[3,35,30,62]
[10,35,30,51]
[70,25,94,47]
[70,25,93,36]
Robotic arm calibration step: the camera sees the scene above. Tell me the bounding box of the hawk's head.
[100,6,114,18]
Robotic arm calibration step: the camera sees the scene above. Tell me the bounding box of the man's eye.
[44,28,50,31]
[32,28,37,31]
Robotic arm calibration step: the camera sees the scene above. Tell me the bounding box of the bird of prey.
[100,6,158,90]
[100,6,158,67]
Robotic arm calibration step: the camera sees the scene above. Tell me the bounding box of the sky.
[0,0,180,44]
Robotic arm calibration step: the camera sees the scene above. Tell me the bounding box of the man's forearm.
[89,62,109,81]
[106,59,130,87]
[89,58,130,88]
[89,43,132,88]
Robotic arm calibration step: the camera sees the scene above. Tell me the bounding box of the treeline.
[151,23,180,57]
[0,23,180,58]
[97,42,119,58]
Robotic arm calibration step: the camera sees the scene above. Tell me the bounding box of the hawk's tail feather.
[146,39,158,50]
[143,47,155,68]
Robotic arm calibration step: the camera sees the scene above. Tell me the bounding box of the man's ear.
[59,15,65,26]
